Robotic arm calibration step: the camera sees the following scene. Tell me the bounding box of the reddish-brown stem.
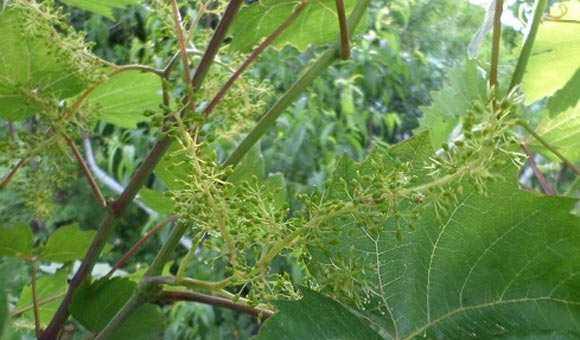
[158,290,274,320]
[204,3,307,116]
[170,0,195,112]
[106,214,179,277]
[8,122,15,141]
[0,158,25,190]
[335,0,350,60]
[489,0,503,90]
[30,261,41,337]
[522,143,553,195]
[64,134,107,208]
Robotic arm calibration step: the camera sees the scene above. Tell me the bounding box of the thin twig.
[64,133,107,208]
[489,0,503,90]
[170,0,195,112]
[106,214,179,277]
[204,3,307,117]
[11,292,66,317]
[30,261,41,337]
[0,158,25,190]
[158,290,274,320]
[521,143,553,195]
[335,0,350,60]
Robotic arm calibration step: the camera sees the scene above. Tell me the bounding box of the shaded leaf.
[0,222,33,258]
[139,187,174,214]
[39,223,96,262]
[309,132,580,339]
[521,2,580,104]
[59,0,142,20]
[416,60,487,148]
[86,70,161,128]
[546,68,580,117]
[70,277,164,340]
[229,0,366,52]
[155,142,189,191]
[15,268,68,327]
[263,173,287,211]
[253,287,382,340]
[0,8,84,120]
[0,268,8,339]
[228,144,265,184]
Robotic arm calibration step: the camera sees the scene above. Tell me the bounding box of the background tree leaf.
[228,144,265,185]
[70,277,164,340]
[0,8,84,120]
[0,222,33,258]
[229,0,366,52]
[39,223,97,263]
[520,2,580,104]
[86,70,161,128]
[15,268,68,327]
[416,60,487,148]
[253,287,382,340]
[59,0,142,20]
[309,132,580,339]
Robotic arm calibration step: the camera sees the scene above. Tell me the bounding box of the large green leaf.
[70,277,164,340]
[39,224,96,263]
[15,268,68,327]
[59,0,142,20]
[253,287,382,340]
[308,132,580,339]
[229,0,366,52]
[86,70,161,128]
[530,101,580,162]
[416,60,487,148]
[521,2,580,104]
[546,68,580,117]
[0,222,33,258]
[0,8,84,120]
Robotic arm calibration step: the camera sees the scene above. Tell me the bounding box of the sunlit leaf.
[0,222,33,258]
[138,187,174,214]
[530,101,580,162]
[229,0,366,52]
[546,68,580,117]
[0,8,84,120]
[59,0,142,20]
[253,287,382,340]
[521,2,580,104]
[86,70,162,128]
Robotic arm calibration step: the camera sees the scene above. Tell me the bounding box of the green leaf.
[59,0,142,20]
[86,70,161,128]
[546,68,580,117]
[39,223,96,262]
[70,277,163,340]
[521,2,580,104]
[530,101,580,162]
[0,268,9,339]
[0,8,84,120]
[228,144,265,184]
[416,60,487,148]
[138,187,175,214]
[309,132,580,339]
[15,267,68,327]
[263,173,287,211]
[229,0,366,52]
[0,222,33,258]
[253,287,382,340]
[155,142,189,191]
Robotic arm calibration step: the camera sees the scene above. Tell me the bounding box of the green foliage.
[0,222,34,258]
[520,1,580,104]
[229,0,365,52]
[59,0,141,19]
[254,287,382,340]
[70,277,164,339]
[39,224,97,262]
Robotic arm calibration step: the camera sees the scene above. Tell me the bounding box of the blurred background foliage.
[0,0,532,338]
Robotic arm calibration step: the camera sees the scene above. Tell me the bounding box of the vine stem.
[335,0,350,60]
[489,0,503,90]
[30,260,41,337]
[519,120,580,175]
[158,290,274,320]
[204,2,307,116]
[521,143,552,195]
[170,0,195,112]
[63,133,107,208]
